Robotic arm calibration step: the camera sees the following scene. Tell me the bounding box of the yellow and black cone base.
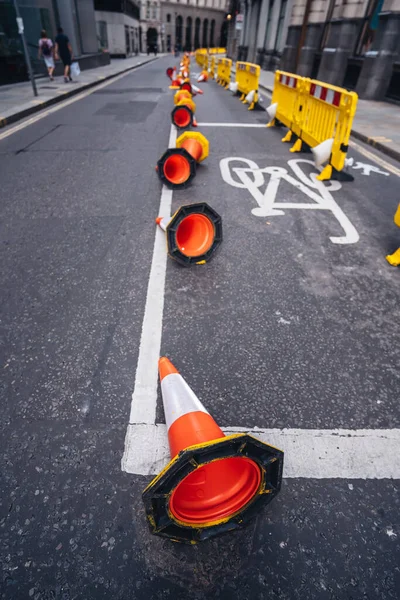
[171,105,194,129]
[142,432,283,543]
[157,148,197,190]
[165,202,222,266]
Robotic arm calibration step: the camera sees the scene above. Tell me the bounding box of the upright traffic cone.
[142,358,284,543]
[171,97,197,128]
[154,202,222,266]
[156,131,208,189]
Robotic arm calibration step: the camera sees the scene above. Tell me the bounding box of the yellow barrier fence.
[216,58,232,88]
[235,62,260,110]
[267,71,358,181]
[386,204,400,266]
[267,71,306,141]
[209,55,216,79]
[195,49,208,67]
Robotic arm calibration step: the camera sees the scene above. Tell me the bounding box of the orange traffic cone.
[173,89,192,105]
[197,70,208,83]
[156,131,208,189]
[171,97,197,129]
[154,202,222,266]
[180,81,204,96]
[166,67,175,80]
[142,358,284,543]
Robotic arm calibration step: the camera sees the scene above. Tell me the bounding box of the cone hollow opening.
[175,213,215,257]
[173,107,191,128]
[169,457,261,524]
[163,154,191,185]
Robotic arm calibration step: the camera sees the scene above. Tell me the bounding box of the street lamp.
[12,0,37,96]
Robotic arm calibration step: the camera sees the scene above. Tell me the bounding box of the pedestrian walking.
[54,27,73,83]
[38,30,55,81]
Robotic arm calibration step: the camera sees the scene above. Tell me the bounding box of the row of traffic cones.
[141,54,284,545]
[154,54,222,267]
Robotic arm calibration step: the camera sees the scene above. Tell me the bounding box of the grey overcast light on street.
[0,0,399,598]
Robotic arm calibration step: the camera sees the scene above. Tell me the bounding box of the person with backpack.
[38,30,55,81]
[55,27,73,83]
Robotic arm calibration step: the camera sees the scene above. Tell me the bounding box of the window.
[152,3,157,18]
[96,20,108,50]
[146,1,150,18]
[167,13,171,22]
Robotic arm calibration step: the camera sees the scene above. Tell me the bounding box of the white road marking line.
[121,125,176,469]
[197,122,267,127]
[0,61,153,142]
[122,423,400,479]
[348,140,400,177]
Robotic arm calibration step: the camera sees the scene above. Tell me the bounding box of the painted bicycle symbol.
[219,157,359,245]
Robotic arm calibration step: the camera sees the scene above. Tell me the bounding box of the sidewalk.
[257,69,400,163]
[0,54,162,129]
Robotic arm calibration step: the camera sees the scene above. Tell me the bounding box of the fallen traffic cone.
[197,70,208,82]
[180,81,204,95]
[169,76,183,90]
[171,97,197,129]
[154,202,222,266]
[174,89,192,105]
[142,357,284,542]
[166,67,176,80]
[156,131,208,189]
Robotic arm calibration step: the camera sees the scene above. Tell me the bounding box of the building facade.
[139,0,162,53]
[227,0,400,101]
[280,0,400,101]
[161,0,229,53]
[0,0,105,85]
[95,0,141,57]
[227,0,293,70]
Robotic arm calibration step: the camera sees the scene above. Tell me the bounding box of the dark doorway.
[176,15,183,50]
[185,17,192,51]
[220,20,228,47]
[202,19,208,48]
[194,18,201,49]
[210,19,215,47]
[146,27,158,52]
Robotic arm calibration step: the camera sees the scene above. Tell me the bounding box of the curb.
[0,56,159,130]
[257,81,400,164]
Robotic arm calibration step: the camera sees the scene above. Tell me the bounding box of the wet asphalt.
[1,56,399,599]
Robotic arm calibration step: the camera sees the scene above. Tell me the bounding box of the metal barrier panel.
[217,58,232,88]
[235,62,260,109]
[299,80,358,175]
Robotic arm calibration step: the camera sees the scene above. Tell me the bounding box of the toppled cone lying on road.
[197,70,209,83]
[180,81,204,96]
[142,357,284,543]
[171,96,197,128]
[155,202,222,267]
[157,131,208,189]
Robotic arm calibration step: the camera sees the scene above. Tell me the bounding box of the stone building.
[226,0,294,70]
[280,0,400,101]
[95,0,141,57]
[160,0,229,53]
[139,0,162,53]
[227,0,400,101]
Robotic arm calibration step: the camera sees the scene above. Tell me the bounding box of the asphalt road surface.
[1,56,399,600]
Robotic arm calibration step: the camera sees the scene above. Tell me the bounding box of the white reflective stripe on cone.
[157,217,170,232]
[161,373,210,430]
